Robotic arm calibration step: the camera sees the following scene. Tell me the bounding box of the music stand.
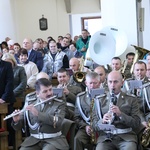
[53,88,63,98]
[90,88,105,99]
[129,80,142,90]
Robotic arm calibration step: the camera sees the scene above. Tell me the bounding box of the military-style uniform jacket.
[66,84,82,106]
[12,92,69,150]
[92,91,141,143]
[124,77,150,122]
[74,91,92,129]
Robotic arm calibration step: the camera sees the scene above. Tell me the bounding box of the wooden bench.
[0,103,9,150]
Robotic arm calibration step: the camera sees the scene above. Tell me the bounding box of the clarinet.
[108,89,116,124]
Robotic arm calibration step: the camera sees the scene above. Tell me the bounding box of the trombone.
[3,95,56,121]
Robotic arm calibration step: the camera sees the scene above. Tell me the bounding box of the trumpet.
[3,95,56,121]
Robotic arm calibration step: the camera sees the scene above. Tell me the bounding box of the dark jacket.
[0,60,15,103]
[28,50,43,71]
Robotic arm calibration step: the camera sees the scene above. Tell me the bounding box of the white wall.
[0,0,17,42]
[71,0,100,14]
[101,0,138,60]
[142,0,150,50]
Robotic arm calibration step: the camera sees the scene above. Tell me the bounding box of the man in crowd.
[12,78,69,150]
[22,38,43,71]
[74,72,101,150]
[93,71,141,150]
[0,57,16,148]
[76,29,91,58]
[42,41,69,79]
[94,65,108,90]
[60,37,74,60]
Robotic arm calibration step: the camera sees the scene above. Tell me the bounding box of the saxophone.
[141,119,150,147]
[90,98,96,144]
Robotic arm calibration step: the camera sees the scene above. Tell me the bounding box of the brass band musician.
[124,61,150,128]
[93,71,141,150]
[74,72,101,150]
[12,78,69,150]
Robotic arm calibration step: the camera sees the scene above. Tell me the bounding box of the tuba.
[130,45,150,74]
[87,26,128,67]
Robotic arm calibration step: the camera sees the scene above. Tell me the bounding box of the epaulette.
[125,77,134,81]
[142,82,150,88]
[53,98,63,103]
[95,94,106,99]
[77,91,86,97]
[126,93,136,97]
[26,91,37,101]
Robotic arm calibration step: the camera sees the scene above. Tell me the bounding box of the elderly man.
[22,38,43,71]
[93,71,141,150]
[74,72,101,150]
[12,78,69,150]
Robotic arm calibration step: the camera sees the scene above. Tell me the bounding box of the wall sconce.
[39,15,48,31]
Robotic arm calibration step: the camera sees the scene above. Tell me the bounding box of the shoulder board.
[126,93,136,97]
[142,82,150,88]
[54,98,63,103]
[96,94,106,99]
[26,91,36,97]
[26,91,37,101]
[125,78,134,81]
[77,91,86,97]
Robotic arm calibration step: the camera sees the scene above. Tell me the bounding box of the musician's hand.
[110,105,121,116]
[85,125,91,136]
[142,121,148,128]
[102,113,112,124]
[0,98,5,103]
[57,84,63,88]
[63,87,69,95]
[26,104,38,116]
[12,109,21,122]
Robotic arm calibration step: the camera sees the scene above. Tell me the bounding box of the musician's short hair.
[86,72,100,81]
[134,61,147,69]
[35,78,52,91]
[126,52,135,59]
[111,57,121,61]
[57,68,69,76]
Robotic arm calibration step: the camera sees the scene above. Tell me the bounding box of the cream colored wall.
[11,0,101,44]
[0,0,101,44]
[15,0,70,44]
[71,0,100,14]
